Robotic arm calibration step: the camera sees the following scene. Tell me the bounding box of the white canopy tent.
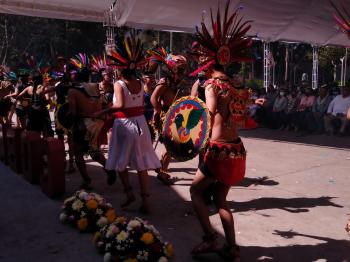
[1,0,349,47]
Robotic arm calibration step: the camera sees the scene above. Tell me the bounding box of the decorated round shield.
[162,96,211,161]
[56,103,73,130]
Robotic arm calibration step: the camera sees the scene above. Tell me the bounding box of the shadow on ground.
[241,230,350,262]
[240,128,350,150]
[230,196,343,213]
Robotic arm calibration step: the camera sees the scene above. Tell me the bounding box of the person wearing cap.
[324,85,350,136]
[305,85,332,133]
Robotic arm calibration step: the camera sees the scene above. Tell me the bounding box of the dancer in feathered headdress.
[92,53,114,107]
[107,31,147,71]
[147,47,189,185]
[189,1,254,260]
[95,31,161,214]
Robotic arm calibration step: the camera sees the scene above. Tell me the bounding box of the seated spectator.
[324,86,350,136]
[306,85,332,133]
[261,84,278,127]
[271,89,288,128]
[294,87,316,131]
[249,88,260,120]
[280,89,300,130]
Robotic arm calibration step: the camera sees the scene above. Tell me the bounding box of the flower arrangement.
[94,217,174,262]
[60,190,116,232]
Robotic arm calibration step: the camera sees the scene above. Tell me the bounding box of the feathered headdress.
[191,0,253,76]
[70,53,89,71]
[107,31,146,70]
[90,54,107,73]
[0,65,16,81]
[148,47,187,75]
[25,55,51,75]
[330,1,350,39]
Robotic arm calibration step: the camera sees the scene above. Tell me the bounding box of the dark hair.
[213,64,224,72]
[121,68,136,79]
[76,67,90,82]
[33,74,43,87]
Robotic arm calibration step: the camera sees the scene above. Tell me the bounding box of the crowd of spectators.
[250,83,350,136]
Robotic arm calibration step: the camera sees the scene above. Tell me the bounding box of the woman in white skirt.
[95,32,161,213]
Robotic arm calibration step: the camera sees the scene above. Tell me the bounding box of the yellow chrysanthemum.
[92,232,101,244]
[77,218,88,231]
[165,243,174,258]
[140,232,154,245]
[86,199,98,209]
[106,209,116,224]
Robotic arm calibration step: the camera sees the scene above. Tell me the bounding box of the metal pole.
[340,57,344,86]
[344,48,348,85]
[312,46,319,90]
[284,44,289,83]
[170,32,173,53]
[263,41,271,91]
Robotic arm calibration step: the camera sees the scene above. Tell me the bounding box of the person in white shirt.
[324,86,350,135]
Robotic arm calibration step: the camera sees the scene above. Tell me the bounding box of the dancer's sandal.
[121,187,136,208]
[139,193,151,214]
[218,244,241,262]
[156,170,173,186]
[191,232,219,256]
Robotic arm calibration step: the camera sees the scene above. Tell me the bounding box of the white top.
[114,80,143,108]
[327,95,350,116]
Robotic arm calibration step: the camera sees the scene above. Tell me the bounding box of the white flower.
[145,225,160,236]
[59,213,67,223]
[158,257,168,262]
[63,196,75,205]
[116,231,129,242]
[127,219,141,230]
[72,200,84,211]
[97,217,108,227]
[96,208,103,215]
[136,250,149,261]
[80,211,86,217]
[78,191,89,200]
[103,252,112,262]
[106,229,114,238]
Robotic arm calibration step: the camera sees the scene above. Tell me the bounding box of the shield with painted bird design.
[162,96,211,161]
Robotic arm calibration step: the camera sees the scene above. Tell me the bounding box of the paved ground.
[0,128,349,262]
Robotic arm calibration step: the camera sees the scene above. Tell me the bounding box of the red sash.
[113,106,144,118]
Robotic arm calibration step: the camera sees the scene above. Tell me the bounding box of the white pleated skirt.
[105,115,161,172]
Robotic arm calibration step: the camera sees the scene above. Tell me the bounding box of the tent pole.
[344,48,348,84]
[170,32,173,52]
[284,44,289,83]
[340,57,344,86]
[312,46,319,90]
[263,41,271,91]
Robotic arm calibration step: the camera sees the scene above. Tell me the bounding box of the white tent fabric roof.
[1,0,349,46]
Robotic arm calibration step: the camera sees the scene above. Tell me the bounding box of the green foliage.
[246,78,263,89]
